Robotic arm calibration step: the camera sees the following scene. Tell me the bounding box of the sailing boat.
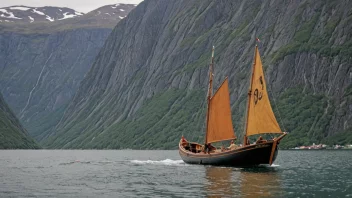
[179,45,287,166]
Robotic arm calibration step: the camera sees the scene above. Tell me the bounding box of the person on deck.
[181,135,187,143]
[227,140,238,150]
[204,143,216,153]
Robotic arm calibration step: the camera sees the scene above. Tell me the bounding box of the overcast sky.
[0,0,143,13]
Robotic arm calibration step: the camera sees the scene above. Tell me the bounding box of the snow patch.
[0,9,9,13]
[9,6,30,11]
[111,3,120,8]
[32,9,45,15]
[0,9,22,19]
[75,11,83,15]
[28,16,34,23]
[46,15,54,22]
[58,12,77,20]
[119,16,124,19]
[119,9,125,11]
[105,13,111,16]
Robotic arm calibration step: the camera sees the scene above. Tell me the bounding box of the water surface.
[0,150,351,197]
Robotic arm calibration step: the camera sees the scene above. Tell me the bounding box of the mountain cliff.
[0,92,39,149]
[0,4,136,141]
[44,0,352,149]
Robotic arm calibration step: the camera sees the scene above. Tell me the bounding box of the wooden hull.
[179,141,279,167]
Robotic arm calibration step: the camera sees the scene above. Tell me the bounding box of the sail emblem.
[254,76,264,105]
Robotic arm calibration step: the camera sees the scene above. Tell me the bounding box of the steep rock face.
[0,28,110,141]
[0,4,136,141]
[0,92,39,149]
[45,0,352,149]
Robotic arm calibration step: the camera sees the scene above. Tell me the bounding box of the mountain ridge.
[0,4,136,33]
[0,5,83,23]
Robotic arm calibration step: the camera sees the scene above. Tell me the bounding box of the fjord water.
[0,150,351,197]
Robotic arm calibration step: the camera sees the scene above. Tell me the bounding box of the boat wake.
[59,160,115,166]
[59,160,91,165]
[130,159,186,166]
[270,164,280,167]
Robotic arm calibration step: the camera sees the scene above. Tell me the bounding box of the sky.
[0,0,143,13]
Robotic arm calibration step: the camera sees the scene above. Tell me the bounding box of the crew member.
[227,140,238,150]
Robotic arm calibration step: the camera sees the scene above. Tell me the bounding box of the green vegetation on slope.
[275,87,333,149]
[44,89,207,149]
[24,104,67,142]
[0,95,40,149]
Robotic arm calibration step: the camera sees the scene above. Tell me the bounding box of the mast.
[243,45,258,145]
[205,46,215,144]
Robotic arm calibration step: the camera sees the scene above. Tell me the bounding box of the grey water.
[0,150,351,197]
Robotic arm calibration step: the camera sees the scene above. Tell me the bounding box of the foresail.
[246,47,282,136]
[206,78,236,143]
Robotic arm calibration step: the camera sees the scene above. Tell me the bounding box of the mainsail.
[246,46,282,136]
[206,78,236,143]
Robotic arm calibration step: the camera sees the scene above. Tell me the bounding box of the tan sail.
[206,78,236,143]
[246,46,282,136]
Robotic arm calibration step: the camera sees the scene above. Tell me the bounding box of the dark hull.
[179,141,278,167]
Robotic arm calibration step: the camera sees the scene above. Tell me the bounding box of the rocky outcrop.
[45,0,351,149]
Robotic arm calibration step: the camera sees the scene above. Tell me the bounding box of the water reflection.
[241,167,282,198]
[205,167,234,197]
[205,166,283,198]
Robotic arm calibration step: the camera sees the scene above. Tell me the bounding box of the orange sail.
[246,46,282,136]
[206,78,236,143]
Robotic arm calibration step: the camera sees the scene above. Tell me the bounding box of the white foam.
[130,159,186,166]
[270,164,280,167]
[9,6,30,11]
